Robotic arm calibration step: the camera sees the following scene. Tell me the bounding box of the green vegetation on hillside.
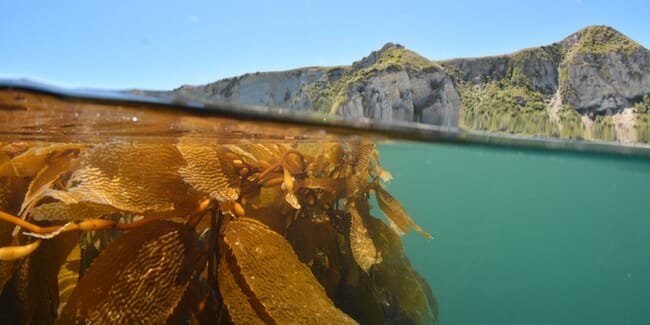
[592,115,618,141]
[573,25,642,56]
[454,50,557,136]
[557,106,586,139]
[289,26,648,144]
[635,95,650,142]
[170,26,650,145]
[637,114,650,143]
[292,45,438,114]
[452,27,649,144]
[459,80,556,136]
[634,95,650,114]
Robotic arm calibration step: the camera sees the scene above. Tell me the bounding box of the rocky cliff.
[443,25,650,143]
[141,43,460,127]
[137,26,650,143]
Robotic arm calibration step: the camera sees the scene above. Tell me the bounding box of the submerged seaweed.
[0,89,437,324]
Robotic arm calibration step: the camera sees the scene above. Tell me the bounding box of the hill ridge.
[135,25,650,143]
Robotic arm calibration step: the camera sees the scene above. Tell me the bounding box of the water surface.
[2,81,649,324]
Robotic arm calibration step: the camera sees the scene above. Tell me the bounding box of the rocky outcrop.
[441,25,650,142]
[331,45,460,126]
[165,68,329,110]
[557,27,650,114]
[444,46,562,95]
[336,66,459,126]
[137,26,650,143]
[141,43,461,127]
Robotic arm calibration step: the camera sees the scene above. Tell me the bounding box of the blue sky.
[2,0,648,90]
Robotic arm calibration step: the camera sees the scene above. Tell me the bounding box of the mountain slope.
[441,25,650,142]
[136,26,650,143]
[140,43,460,127]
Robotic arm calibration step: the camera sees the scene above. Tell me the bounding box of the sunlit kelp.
[0,135,436,324]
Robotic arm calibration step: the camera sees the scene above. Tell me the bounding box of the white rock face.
[156,46,462,127]
[170,68,327,109]
[136,26,649,135]
[562,49,650,114]
[337,68,460,127]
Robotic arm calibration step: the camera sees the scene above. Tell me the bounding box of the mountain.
[138,43,460,127]
[443,25,650,142]
[134,26,650,143]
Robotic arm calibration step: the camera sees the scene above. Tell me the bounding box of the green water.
[379,142,650,325]
[2,82,649,324]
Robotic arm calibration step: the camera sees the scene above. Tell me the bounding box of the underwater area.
[1,81,649,324]
[382,143,650,324]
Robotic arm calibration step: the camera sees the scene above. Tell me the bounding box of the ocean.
[380,142,650,324]
[1,81,649,324]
